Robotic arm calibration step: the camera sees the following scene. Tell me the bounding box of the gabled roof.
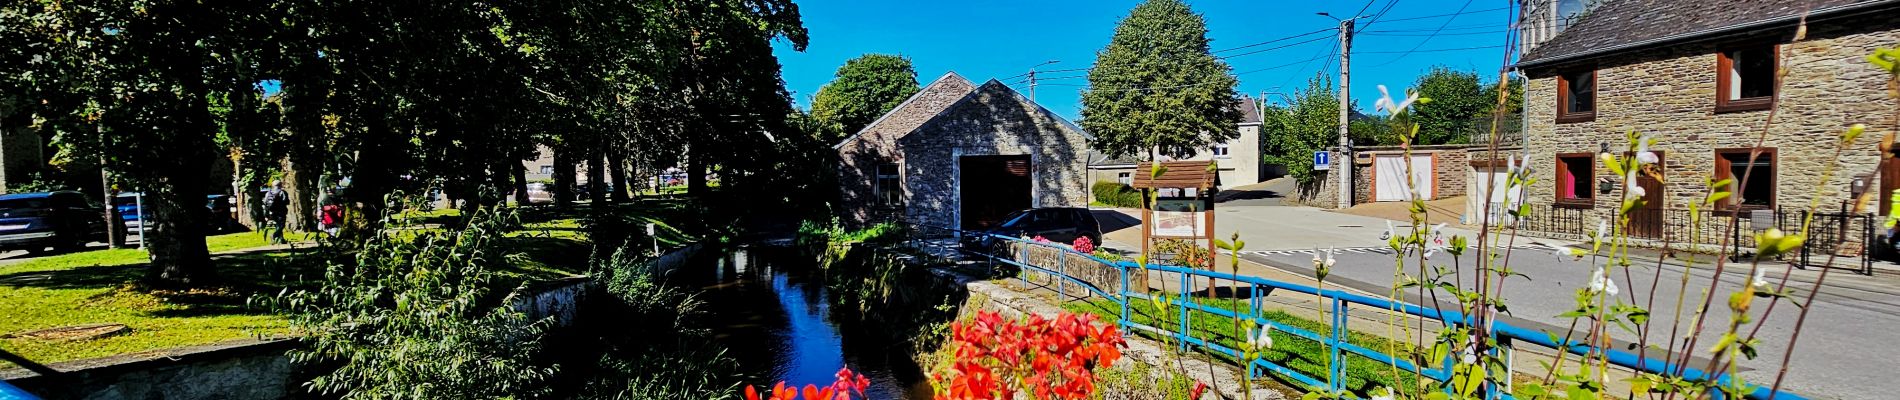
[1518,0,1899,69]
[832,71,978,150]
[834,71,1093,149]
[1235,97,1263,126]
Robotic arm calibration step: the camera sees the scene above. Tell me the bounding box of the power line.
[1368,6,1506,23]
[1041,51,1341,93]
[1032,26,1339,75]
[1360,0,1403,30]
[1362,30,1507,37]
[1357,44,1503,54]
[1213,28,1335,53]
[1216,35,1333,60]
[1365,0,1479,67]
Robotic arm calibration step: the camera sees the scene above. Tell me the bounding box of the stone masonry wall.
[1522,15,1900,232]
[901,81,1091,230]
[837,75,977,226]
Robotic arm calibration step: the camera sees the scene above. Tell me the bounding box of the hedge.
[1091,182,1142,208]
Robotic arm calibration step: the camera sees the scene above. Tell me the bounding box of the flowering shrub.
[935,311,1126,400]
[1031,235,1052,243]
[744,367,871,400]
[1071,236,1095,254]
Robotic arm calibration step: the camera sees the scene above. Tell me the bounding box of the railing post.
[1495,336,1515,399]
[1249,282,1262,380]
[1059,249,1068,299]
[1119,264,1131,335]
[1179,271,1191,352]
[1330,298,1347,392]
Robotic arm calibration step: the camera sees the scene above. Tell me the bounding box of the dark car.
[0,191,115,253]
[961,207,1103,254]
[114,193,245,234]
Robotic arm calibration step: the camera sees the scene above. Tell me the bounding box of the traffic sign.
[1313,150,1331,171]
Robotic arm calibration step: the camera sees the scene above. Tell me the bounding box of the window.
[1717,45,1777,112]
[1556,70,1596,123]
[1116,172,1133,185]
[539,165,554,174]
[874,163,901,206]
[1556,153,1595,206]
[1212,144,1231,158]
[1715,148,1776,209]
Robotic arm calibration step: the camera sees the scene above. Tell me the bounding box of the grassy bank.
[0,205,623,366]
[1062,296,1428,396]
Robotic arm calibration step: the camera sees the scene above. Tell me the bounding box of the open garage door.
[960,155,1032,230]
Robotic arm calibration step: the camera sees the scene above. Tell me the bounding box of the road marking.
[1239,243,1557,257]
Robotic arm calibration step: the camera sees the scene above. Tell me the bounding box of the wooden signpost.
[1131,161,1218,295]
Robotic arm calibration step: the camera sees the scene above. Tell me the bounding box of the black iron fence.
[1500,203,1877,274]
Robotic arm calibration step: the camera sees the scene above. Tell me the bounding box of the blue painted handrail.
[0,380,38,400]
[905,222,1804,400]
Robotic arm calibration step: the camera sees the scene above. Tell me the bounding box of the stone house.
[834,72,1093,230]
[1516,0,1900,240]
[1086,98,1274,191]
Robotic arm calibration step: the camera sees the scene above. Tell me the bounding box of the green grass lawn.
[1062,296,1432,396]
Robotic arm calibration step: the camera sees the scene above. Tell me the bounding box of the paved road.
[1240,243,1900,400]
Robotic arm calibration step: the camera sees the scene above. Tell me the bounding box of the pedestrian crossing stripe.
[1235,244,1557,257]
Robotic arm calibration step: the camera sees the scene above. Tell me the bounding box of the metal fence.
[1500,203,1878,274]
[897,221,1807,400]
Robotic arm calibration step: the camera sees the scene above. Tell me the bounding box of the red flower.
[744,368,870,400]
[1191,381,1209,399]
[932,311,1127,400]
[1071,237,1095,254]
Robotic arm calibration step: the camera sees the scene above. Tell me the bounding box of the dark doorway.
[1629,152,1666,239]
[959,155,1032,230]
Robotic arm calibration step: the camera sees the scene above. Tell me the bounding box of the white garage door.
[1373,154,1433,202]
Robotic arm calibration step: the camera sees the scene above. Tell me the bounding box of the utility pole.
[1335,17,1353,209]
[1025,59,1061,102]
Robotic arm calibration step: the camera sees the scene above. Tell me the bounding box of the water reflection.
[686,247,932,399]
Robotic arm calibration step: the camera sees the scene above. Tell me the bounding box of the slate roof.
[832,71,1091,149]
[1517,0,1900,69]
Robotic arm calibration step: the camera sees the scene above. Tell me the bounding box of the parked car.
[0,191,116,253]
[523,183,554,204]
[960,207,1103,255]
[114,193,246,233]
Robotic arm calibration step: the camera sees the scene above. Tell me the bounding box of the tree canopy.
[810,54,920,142]
[1079,0,1241,160]
[1,0,809,286]
[1409,66,1524,145]
[1261,76,1345,184]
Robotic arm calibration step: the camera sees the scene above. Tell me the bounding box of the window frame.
[1554,152,1596,208]
[1713,148,1777,211]
[1555,69,1597,123]
[873,163,902,207]
[1715,44,1778,113]
[1211,143,1231,158]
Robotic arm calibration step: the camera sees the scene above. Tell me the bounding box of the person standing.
[264,180,290,244]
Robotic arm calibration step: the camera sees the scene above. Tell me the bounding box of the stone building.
[835,72,1092,229]
[1086,98,1274,190]
[1516,0,1900,239]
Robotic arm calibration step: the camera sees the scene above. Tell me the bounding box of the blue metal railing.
[905,222,1806,400]
[0,380,37,400]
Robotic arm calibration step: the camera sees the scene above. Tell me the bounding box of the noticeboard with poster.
[1149,198,1208,238]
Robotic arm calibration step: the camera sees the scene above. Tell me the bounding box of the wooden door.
[1630,153,1666,238]
[1882,156,1900,216]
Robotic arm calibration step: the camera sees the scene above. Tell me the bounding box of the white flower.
[1381,221,1395,241]
[1249,325,1275,350]
[1752,269,1772,290]
[1373,85,1420,116]
[1625,171,1646,197]
[1589,266,1620,296]
[1312,247,1323,265]
[1518,154,1534,175]
[1422,223,1449,259]
[1370,388,1397,400]
[1323,246,1337,268]
[1635,151,1659,165]
[1593,219,1609,240]
[1553,246,1584,261]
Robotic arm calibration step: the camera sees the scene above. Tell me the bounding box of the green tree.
[1410,66,1489,145]
[1261,76,1344,184]
[811,54,920,142]
[1079,0,1241,159]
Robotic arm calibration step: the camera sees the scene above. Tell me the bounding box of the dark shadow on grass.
[1,247,328,320]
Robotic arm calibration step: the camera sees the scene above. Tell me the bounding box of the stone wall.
[2,339,303,400]
[1521,14,1900,233]
[900,81,1091,230]
[837,74,978,226]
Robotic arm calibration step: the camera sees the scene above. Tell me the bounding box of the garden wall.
[1,339,304,400]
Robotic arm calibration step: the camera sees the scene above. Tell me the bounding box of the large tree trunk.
[687,143,708,197]
[102,169,128,249]
[282,155,315,232]
[231,155,257,231]
[512,162,529,205]
[144,159,213,287]
[607,148,630,203]
[552,145,575,208]
[586,150,606,205]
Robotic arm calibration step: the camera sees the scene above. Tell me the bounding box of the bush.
[1091,182,1142,208]
[259,208,555,399]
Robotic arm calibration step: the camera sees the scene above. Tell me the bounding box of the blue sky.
[771,0,1515,120]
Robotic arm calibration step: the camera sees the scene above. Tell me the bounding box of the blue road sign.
[1313,150,1331,170]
